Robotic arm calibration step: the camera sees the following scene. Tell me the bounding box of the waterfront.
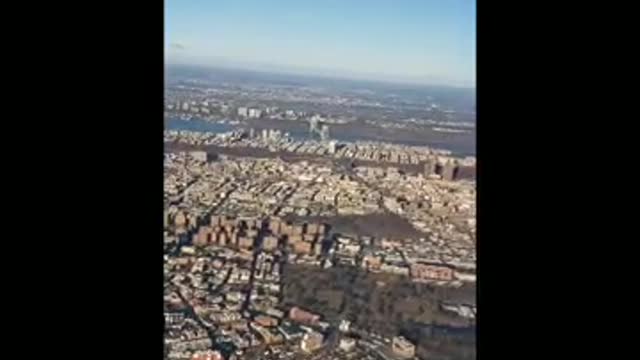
[165,117,475,156]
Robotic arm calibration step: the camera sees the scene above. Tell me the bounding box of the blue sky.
[165,0,475,87]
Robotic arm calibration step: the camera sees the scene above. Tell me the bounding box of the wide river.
[165,117,475,156]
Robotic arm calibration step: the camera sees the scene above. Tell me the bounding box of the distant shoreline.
[166,62,477,90]
[165,117,476,157]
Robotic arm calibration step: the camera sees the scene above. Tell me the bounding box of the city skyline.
[164,4,476,358]
[165,0,476,88]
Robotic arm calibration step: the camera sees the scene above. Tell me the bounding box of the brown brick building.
[410,263,454,281]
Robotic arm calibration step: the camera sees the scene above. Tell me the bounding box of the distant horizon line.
[164,57,476,90]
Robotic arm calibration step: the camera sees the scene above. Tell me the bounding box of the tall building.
[248,108,262,118]
[328,140,337,154]
[452,164,460,180]
[263,235,279,251]
[339,319,351,332]
[269,129,277,140]
[309,117,319,134]
[187,214,198,229]
[424,158,437,177]
[313,241,323,256]
[441,161,458,181]
[320,125,330,141]
[434,162,444,178]
[237,107,248,117]
[174,211,186,227]
[269,218,281,234]
[195,226,210,246]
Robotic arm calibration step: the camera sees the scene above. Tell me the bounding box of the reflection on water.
[165,118,236,133]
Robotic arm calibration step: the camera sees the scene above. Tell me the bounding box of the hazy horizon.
[165,58,476,90]
[165,0,476,88]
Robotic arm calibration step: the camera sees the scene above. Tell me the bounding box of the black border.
[17,2,166,357]
[15,1,613,358]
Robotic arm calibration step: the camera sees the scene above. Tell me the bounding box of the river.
[165,117,475,156]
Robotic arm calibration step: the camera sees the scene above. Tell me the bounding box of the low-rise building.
[300,331,324,353]
[410,263,454,281]
[339,337,356,352]
[392,336,416,359]
[289,307,320,325]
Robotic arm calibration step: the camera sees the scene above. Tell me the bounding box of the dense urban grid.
[164,66,476,360]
